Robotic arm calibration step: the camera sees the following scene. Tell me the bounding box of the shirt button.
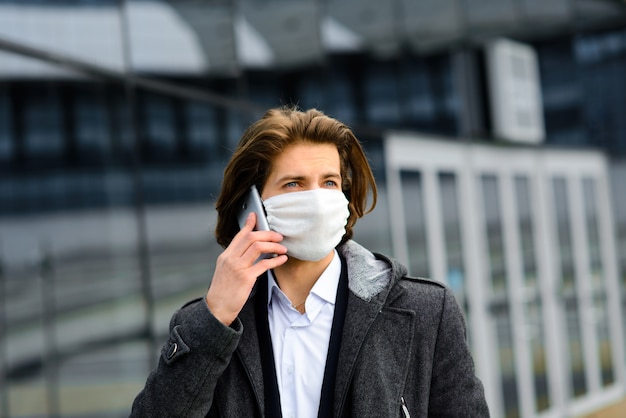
[287,365,295,375]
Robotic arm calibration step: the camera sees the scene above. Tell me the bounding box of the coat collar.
[340,240,397,301]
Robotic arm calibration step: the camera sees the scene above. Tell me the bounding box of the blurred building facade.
[1,0,626,417]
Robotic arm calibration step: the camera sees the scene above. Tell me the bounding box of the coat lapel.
[333,289,386,416]
[333,277,415,417]
[236,285,265,415]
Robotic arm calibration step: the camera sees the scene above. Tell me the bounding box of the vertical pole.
[500,172,536,418]
[0,251,10,418]
[458,148,502,417]
[117,0,158,367]
[597,167,626,388]
[568,175,601,394]
[535,164,569,415]
[40,242,60,418]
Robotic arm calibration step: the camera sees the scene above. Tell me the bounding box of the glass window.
[438,172,473,346]
[186,101,219,161]
[540,31,626,155]
[481,174,507,293]
[553,176,588,397]
[582,177,614,386]
[405,59,436,123]
[0,86,13,162]
[142,93,177,161]
[22,86,64,161]
[225,108,246,152]
[74,87,111,162]
[514,175,550,412]
[576,30,626,155]
[295,69,327,110]
[515,176,538,288]
[610,166,626,373]
[400,170,429,277]
[349,136,391,256]
[438,173,466,300]
[537,40,586,147]
[112,94,135,161]
[363,59,402,126]
[405,54,458,135]
[481,174,519,417]
[246,72,282,109]
[326,59,358,125]
[553,177,575,290]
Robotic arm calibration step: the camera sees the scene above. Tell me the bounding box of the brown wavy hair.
[215,106,377,248]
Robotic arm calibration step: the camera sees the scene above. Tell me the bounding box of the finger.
[228,232,283,266]
[230,220,283,254]
[251,254,288,276]
[250,229,284,243]
[240,213,284,242]
[227,212,262,255]
[240,240,287,266]
[242,211,256,231]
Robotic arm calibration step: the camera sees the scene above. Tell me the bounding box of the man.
[131,107,489,417]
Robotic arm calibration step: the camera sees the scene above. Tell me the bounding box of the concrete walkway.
[584,398,626,417]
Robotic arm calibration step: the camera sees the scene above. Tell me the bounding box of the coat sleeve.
[130,298,242,417]
[428,288,490,417]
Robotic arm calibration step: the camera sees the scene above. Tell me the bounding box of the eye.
[284,181,298,188]
[324,179,339,188]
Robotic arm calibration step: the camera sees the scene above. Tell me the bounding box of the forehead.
[269,142,340,173]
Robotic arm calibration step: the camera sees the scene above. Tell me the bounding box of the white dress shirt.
[266,250,341,418]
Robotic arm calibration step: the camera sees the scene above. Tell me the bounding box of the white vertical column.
[533,167,569,415]
[384,140,410,267]
[568,174,602,394]
[422,168,447,284]
[499,172,536,418]
[458,151,502,418]
[596,172,626,387]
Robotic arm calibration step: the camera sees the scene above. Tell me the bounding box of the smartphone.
[237,185,270,231]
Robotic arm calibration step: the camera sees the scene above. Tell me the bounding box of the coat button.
[166,342,178,359]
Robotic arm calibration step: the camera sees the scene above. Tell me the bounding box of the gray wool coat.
[130,240,489,417]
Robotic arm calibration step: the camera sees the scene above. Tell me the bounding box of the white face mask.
[263,189,350,261]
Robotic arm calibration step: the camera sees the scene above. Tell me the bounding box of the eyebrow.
[275,172,341,183]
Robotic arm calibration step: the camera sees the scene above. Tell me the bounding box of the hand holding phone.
[207,186,286,325]
[205,191,287,326]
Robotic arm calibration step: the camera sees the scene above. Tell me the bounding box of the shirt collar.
[267,249,341,307]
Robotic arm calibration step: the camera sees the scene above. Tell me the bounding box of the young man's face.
[261,142,342,200]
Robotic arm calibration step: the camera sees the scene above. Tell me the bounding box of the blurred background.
[0,0,625,417]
